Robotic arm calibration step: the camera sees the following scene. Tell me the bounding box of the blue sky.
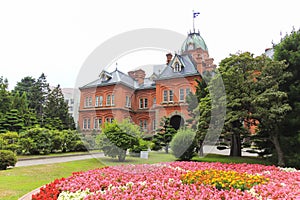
[0,0,299,90]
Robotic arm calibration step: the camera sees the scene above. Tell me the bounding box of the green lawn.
[192,153,273,165]
[0,152,272,200]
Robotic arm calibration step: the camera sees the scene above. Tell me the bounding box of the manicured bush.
[0,150,17,170]
[170,128,196,160]
[130,139,149,156]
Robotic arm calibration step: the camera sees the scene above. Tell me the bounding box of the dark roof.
[156,54,200,80]
[80,69,138,89]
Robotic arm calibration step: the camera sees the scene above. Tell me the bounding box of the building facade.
[78,31,216,133]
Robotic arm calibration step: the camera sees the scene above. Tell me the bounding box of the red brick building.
[78,31,216,133]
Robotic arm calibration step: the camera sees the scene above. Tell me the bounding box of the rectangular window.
[98,118,102,128]
[87,118,91,129]
[169,90,174,102]
[152,119,156,131]
[89,97,92,107]
[99,96,103,106]
[144,98,148,108]
[85,97,89,107]
[153,97,156,106]
[70,99,74,105]
[179,88,184,101]
[186,88,191,101]
[106,95,111,106]
[125,96,131,108]
[83,119,87,129]
[94,118,98,129]
[163,90,168,102]
[95,96,99,107]
[139,98,144,109]
[186,88,191,95]
[139,120,143,130]
[111,94,115,106]
[143,120,147,130]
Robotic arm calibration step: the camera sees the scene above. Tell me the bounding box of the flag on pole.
[193,12,200,18]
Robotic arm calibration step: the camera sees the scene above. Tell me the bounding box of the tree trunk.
[230,133,241,157]
[271,134,285,166]
[165,144,169,154]
[118,150,126,162]
[198,141,204,157]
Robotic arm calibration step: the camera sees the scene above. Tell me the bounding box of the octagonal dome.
[181,32,208,52]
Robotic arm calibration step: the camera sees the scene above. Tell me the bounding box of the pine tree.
[153,117,177,153]
[44,85,75,130]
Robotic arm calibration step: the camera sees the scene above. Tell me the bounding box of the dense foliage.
[273,28,300,168]
[0,128,86,155]
[0,73,75,133]
[190,35,299,167]
[0,149,17,170]
[170,128,196,160]
[96,119,140,162]
[152,117,177,153]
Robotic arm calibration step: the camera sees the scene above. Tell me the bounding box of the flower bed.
[32,162,300,199]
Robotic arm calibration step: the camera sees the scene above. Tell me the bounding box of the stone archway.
[170,115,185,130]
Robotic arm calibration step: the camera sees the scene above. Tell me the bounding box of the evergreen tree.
[218,52,256,156]
[0,77,11,133]
[273,28,300,167]
[13,76,36,109]
[0,77,11,115]
[252,55,292,166]
[33,73,50,126]
[44,84,75,130]
[153,117,177,153]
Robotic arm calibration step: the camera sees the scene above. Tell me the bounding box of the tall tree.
[273,28,300,167]
[0,77,11,115]
[0,77,11,133]
[252,55,292,166]
[33,73,50,126]
[44,84,75,130]
[218,52,256,156]
[13,76,36,109]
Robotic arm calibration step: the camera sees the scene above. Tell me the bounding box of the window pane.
[179,88,184,101]
[111,94,115,106]
[169,90,173,102]
[153,97,156,105]
[95,96,99,106]
[87,118,91,129]
[106,95,111,106]
[89,97,92,106]
[94,118,98,129]
[163,90,168,102]
[143,120,147,130]
[139,120,143,130]
[139,99,143,108]
[144,98,148,108]
[99,96,103,106]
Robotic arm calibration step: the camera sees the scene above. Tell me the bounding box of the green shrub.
[130,139,149,156]
[170,128,196,161]
[0,150,17,170]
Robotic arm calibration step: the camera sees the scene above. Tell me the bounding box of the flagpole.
[192,10,195,33]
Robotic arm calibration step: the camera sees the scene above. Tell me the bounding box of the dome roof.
[181,32,208,52]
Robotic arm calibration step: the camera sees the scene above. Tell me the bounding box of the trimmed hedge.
[0,150,17,170]
[170,128,196,161]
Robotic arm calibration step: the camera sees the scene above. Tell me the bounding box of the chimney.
[128,69,146,85]
[166,53,173,65]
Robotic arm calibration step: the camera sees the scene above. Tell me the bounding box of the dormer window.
[99,71,112,82]
[174,62,181,72]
